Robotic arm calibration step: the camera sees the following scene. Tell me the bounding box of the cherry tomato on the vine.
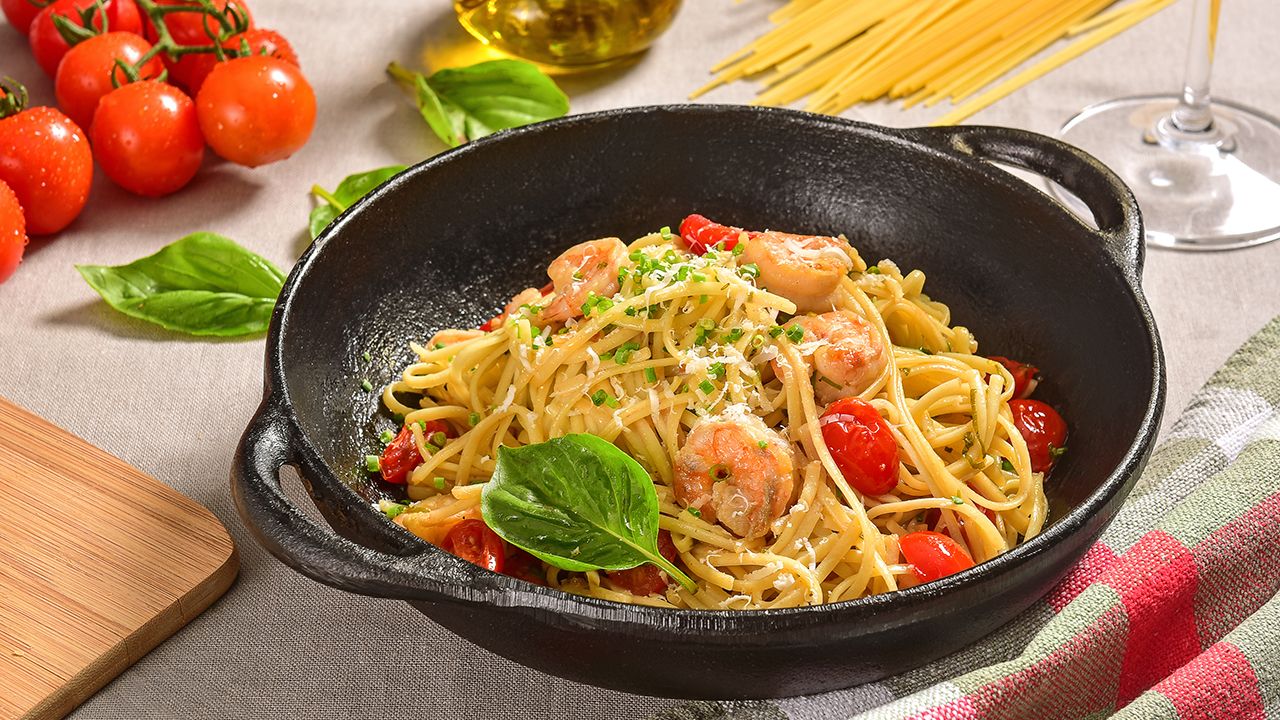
[819,397,899,496]
[167,27,297,96]
[679,213,755,255]
[0,180,27,284]
[28,0,142,77]
[147,0,252,46]
[1009,399,1068,474]
[196,55,315,168]
[378,420,455,484]
[606,529,678,596]
[441,519,506,573]
[55,32,163,130]
[91,81,204,197]
[2,0,51,33]
[0,84,92,236]
[989,355,1039,399]
[900,530,975,583]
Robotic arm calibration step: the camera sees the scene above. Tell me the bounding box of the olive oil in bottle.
[454,0,682,69]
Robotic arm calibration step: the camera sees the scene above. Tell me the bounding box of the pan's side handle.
[230,397,502,604]
[904,125,1145,284]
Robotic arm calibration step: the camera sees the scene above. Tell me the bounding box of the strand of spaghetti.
[1068,0,1164,36]
[932,0,1177,125]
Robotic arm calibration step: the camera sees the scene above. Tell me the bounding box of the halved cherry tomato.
[2,0,51,33]
[166,27,297,96]
[55,31,163,130]
[441,519,505,573]
[503,547,546,586]
[819,397,899,496]
[607,529,678,596]
[377,420,454,484]
[900,530,974,582]
[91,80,204,197]
[1009,399,1067,474]
[195,55,315,167]
[0,87,92,236]
[679,213,755,255]
[28,0,142,77]
[0,180,27,284]
[989,356,1039,399]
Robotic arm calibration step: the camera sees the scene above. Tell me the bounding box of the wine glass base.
[1054,95,1280,251]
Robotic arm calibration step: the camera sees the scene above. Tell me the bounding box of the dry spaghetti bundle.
[697,0,1178,124]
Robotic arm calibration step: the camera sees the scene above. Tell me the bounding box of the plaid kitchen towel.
[655,315,1280,720]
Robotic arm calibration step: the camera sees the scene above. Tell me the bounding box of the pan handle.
[230,396,508,605]
[904,125,1145,283]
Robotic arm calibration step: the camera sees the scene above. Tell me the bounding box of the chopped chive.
[433,476,446,490]
[614,341,642,364]
[732,243,745,256]
[591,389,609,406]
[572,270,584,281]
[362,351,372,362]
[379,429,396,444]
[817,375,842,389]
[769,326,784,338]
[675,266,691,281]
[698,318,715,330]
[382,501,407,520]
[951,495,965,505]
[751,334,766,348]
[360,379,373,392]
[604,395,621,409]
[757,440,768,449]
[725,328,744,343]
[433,342,446,350]
[866,265,882,274]
[624,306,637,317]
[699,294,708,304]
[707,362,726,380]
[901,367,912,377]
[1049,444,1068,459]
[644,367,658,383]
[698,379,716,394]
[430,431,447,446]
[739,263,760,279]
[468,411,481,426]
[691,273,707,282]
[364,455,381,473]
[785,325,805,342]
[659,225,672,238]
[687,507,702,518]
[919,346,934,355]
[1000,458,1015,472]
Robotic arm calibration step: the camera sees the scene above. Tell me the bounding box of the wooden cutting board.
[0,397,239,720]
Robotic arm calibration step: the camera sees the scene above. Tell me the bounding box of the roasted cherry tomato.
[196,55,314,167]
[819,397,899,496]
[378,420,454,484]
[91,80,204,197]
[0,180,27,284]
[989,355,1039,399]
[1009,399,1067,474]
[0,84,92,236]
[28,0,142,77]
[2,0,51,33]
[678,213,755,255]
[503,547,546,586]
[606,529,678,596]
[441,519,506,573]
[55,32,163,130]
[166,27,297,95]
[900,530,974,582]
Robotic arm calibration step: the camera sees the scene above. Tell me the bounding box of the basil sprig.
[387,60,569,148]
[482,434,696,592]
[76,233,284,337]
[309,165,407,240]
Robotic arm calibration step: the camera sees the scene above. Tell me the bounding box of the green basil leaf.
[309,165,407,239]
[388,60,569,148]
[76,232,285,337]
[481,434,696,592]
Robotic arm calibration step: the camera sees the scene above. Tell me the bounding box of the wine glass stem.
[1171,0,1220,133]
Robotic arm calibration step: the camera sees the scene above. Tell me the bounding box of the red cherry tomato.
[91,81,204,197]
[146,0,251,45]
[1009,399,1067,474]
[989,355,1039,399]
[0,180,27,284]
[2,0,51,33]
[166,27,297,96]
[819,397,899,496]
[679,213,755,255]
[607,529,678,596]
[900,530,974,582]
[441,519,506,573]
[377,420,454,484]
[28,0,142,77]
[196,55,315,167]
[0,87,92,236]
[503,547,546,586]
[55,32,163,130]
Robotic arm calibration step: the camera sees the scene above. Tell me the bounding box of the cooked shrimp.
[429,328,485,347]
[481,287,544,330]
[740,231,853,312]
[792,310,889,403]
[540,237,627,323]
[674,415,796,538]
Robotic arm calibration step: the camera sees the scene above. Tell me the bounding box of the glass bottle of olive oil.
[454,0,682,69]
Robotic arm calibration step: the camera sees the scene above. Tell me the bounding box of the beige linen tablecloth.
[2,1,1279,718]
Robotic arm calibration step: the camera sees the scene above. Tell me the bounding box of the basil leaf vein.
[75,232,285,337]
[481,434,696,592]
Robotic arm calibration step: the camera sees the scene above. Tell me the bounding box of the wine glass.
[1053,0,1280,250]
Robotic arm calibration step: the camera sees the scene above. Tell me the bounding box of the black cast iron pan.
[232,105,1165,699]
